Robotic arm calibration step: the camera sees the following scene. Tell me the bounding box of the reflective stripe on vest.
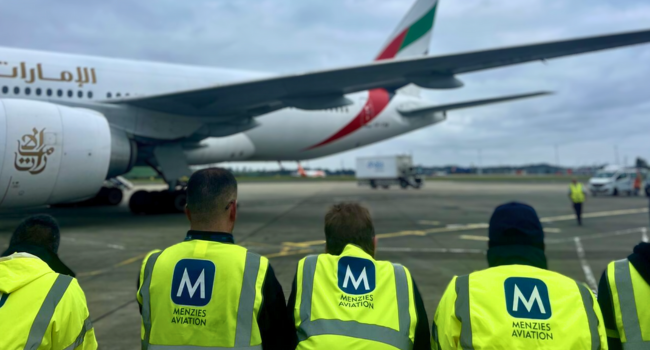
[614,259,646,349]
[139,251,263,350]
[25,274,73,350]
[454,274,600,350]
[297,255,413,350]
[63,317,93,350]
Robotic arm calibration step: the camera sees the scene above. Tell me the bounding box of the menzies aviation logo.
[14,128,55,175]
[171,259,215,307]
[504,277,552,320]
[337,257,376,295]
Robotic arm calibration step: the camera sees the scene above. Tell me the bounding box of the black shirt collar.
[185,230,235,244]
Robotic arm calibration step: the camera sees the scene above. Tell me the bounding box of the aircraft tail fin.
[375,0,439,61]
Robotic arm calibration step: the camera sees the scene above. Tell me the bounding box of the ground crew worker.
[434,202,607,350]
[2,214,76,276]
[137,168,292,350]
[597,241,650,349]
[287,202,431,350]
[569,178,587,226]
[0,215,97,349]
[633,170,642,196]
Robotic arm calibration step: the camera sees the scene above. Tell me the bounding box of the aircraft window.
[107,92,112,98]
[2,86,7,94]
[13,87,19,94]
[57,89,63,97]
[36,88,42,96]
[25,87,31,95]
[47,89,52,96]
[77,91,83,98]
[116,93,121,97]
[67,90,73,98]
[88,91,93,99]
[125,93,130,97]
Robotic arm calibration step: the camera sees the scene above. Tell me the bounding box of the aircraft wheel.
[105,187,124,206]
[129,190,151,214]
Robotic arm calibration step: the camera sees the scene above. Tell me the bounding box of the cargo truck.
[356,155,423,189]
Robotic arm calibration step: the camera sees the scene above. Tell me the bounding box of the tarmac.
[1,180,648,349]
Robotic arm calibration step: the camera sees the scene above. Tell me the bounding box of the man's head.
[10,214,61,253]
[487,202,547,268]
[185,168,238,232]
[572,178,577,184]
[324,202,376,257]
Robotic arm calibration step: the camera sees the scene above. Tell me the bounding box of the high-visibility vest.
[293,244,418,350]
[137,239,268,349]
[434,264,607,349]
[570,183,586,203]
[0,253,97,350]
[605,259,650,349]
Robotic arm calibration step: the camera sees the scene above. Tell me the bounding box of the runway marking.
[574,237,597,291]
[418,220,441,226]
[77,252,149,278]
[273,207,648,258]
[62,237,125,250]
[643,228,649,243]
[546,227,646,244]
[540,207,648,223]
[459,235,488,241]
[378,247,483,254]
[544,228,562,233]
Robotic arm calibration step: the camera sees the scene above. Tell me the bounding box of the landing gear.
[129,189,187,215]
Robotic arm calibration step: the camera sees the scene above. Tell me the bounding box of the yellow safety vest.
[434,264,607,349]
[0,253,97,350]
[571,183,586,203]
[137,239,268,350]
[293,244,418,350]
[605,259,650,349]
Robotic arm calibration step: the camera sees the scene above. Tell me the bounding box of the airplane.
[293,164,327,178]
[1,0,650,214]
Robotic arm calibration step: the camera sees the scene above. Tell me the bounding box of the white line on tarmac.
[546,227,645,244]
[642,228,649,243]
[574,237,597,291]
[378,247,484,254]
[62,237,125,250]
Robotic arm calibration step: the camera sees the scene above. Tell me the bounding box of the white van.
[589,166,644,196]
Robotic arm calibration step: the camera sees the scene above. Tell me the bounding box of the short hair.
[10,214,61,253]
[324,203,375,256]
[186,168,238,223]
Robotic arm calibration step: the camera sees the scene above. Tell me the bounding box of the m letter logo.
[171,259,215,307]
[504,277,552,320]
[337,257,376,295]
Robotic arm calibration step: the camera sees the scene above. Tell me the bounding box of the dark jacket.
[597,242,650,350]
[1,243,75,277]
[137,231,293,350]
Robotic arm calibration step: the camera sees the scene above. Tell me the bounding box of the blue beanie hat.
[488,202,545,250]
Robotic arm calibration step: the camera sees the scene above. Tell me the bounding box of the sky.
[3,0,650,170]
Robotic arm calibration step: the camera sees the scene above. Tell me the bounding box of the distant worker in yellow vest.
[0,215,97,349]
[569,178,587,226]
[287,202,431,350]
[597,241,650,349]
[434,202,607,349]
[137,168,293,349]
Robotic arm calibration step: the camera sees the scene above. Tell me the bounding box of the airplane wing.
[116,29,650,118]
[397,91,552,117]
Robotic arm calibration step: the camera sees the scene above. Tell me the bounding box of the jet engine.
[0,99,136,208]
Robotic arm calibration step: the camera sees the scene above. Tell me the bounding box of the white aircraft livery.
[1,0,650,213]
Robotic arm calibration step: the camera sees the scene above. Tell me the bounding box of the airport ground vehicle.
[356,155,422,189]
[588,166,646,196]
[2,0,650,214]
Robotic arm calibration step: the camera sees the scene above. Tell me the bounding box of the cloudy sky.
[3,0,650,169]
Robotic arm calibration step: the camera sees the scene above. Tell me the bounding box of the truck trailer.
[356,155,423,189]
